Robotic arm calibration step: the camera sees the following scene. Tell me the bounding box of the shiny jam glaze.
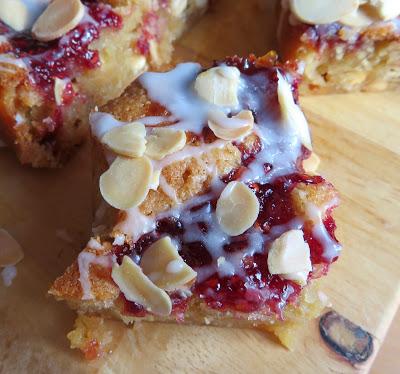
[114,165,338,319]
[115,172,338,318]
[110,56,339,319]
[1,1,122,102]
[136,12,160,56]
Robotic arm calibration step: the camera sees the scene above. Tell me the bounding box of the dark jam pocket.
[113,173,338,317]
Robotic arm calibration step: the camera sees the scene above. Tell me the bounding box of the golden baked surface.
[0,0,208,166]
[50,55,341,354]
[278,6,400,94]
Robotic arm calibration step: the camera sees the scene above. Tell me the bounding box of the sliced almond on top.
[194,66,240,107]
[0,0,29,32]
[145,128,186,160]
[99,156,152,210]
[111,255,172,316]
[170,0,188,16]
[281,271,309,286]
[290,0,359,24]
[140,236,196,291]
[0,229,24,267]
[277,71,312,150]
[373,0,400,20]
[32,0,85,42]
[208,109,254,141]
[54,78,68,106]
[339,6,377,26]
[267,229,312,276]
[216,181,260,236]
[102,123,147,158]
[149,169,161,191]
[302,152,320,174]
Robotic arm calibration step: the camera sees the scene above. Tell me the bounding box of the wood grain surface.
[1,1,399,373]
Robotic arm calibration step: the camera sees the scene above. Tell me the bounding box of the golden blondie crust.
[50,54,341,356]
[278,1,400,94]
[0,0,208,167]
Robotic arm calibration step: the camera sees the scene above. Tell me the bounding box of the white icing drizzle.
[77,251,113,300]
[305,202,342,262]
[0,55,27,73]
[159,174,178,202]
[115,207,156,242]
[21,0,50,29]
[87,62,341,292]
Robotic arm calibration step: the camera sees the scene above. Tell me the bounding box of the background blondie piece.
[49,54,341,357]
[0,0,208,166]
[278,0,400,94]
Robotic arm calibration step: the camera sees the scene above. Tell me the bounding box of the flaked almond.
[111,255,172,316]
[140,236,196,291]
[149,169,161,190]
[216,181,259,236]
[373,0,400,20]
[170,0,188,16]
[302,152,320,174]
[0,229,24,267]
[102,123,146,158]
[281,271,309,286]
[339,6,376,26]
[99,156,152,210]
[194,66,240,107]
[277,71,312,150]
[208,109,254,141]
[145,128,186,160]
[32,0,85,42]
[0,0,29,32]
[267,229,312,276]
[54,78,68,106]
[290,0,359,24]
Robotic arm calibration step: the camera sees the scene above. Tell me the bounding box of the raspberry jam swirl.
[0,1,122,103]
[89,56,341,320]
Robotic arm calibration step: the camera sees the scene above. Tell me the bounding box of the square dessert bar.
[50,54,341,357]
[278,0,400,94]
[0,0,208,167]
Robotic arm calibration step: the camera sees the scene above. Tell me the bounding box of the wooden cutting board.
[1,1,399,373]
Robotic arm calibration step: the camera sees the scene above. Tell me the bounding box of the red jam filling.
[136,12,160,56]
[114,168,339,318]
[1,1,122,103]
[113,58,339,319]
[295,22,364,53]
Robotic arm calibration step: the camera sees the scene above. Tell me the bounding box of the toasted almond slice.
[290,0,359,24]
[32,0,85,42]
[0,229,24,267]
[208,109,254,141]
[112,256,172,316]
[277,71,312,150]
[281,271,309,286]
[302,152,320,174]
[145,128,186,160]
[339,6,377,26]
[216,181,259,236]
[54,78,67,106]
[194,66,240,107]
[102,123,147,158]
[140,236,196,291]
[373,0,400,20]
[0,0,29,32]
[99,156,152,210]
[267,229,312,276]
[149,169,161,190]
[170,0,188,16]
